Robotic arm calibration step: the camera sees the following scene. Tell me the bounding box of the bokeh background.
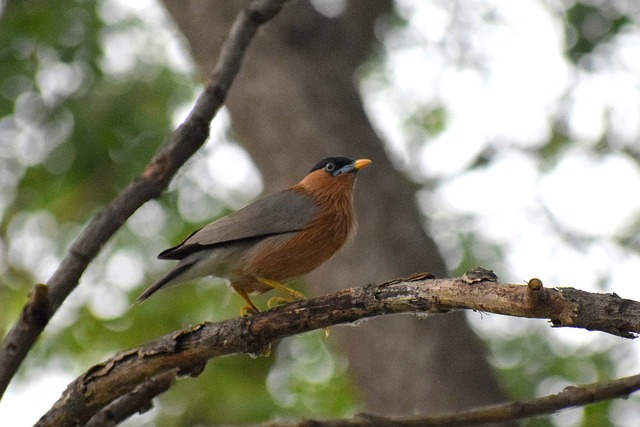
[1,0,640,426]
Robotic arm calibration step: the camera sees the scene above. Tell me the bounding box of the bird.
[135,156,372,314]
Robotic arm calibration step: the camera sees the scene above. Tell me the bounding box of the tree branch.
[0,0,289,400]
[85,371,175,427]
[35,270,640,426]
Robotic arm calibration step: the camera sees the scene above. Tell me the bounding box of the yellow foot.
[261,343,272,358]
[267,296,292,309]
[257,279,330,337]
[240,305,259,317]
[248,342,272,358]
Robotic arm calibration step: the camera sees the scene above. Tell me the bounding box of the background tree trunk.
[162,0,507,414]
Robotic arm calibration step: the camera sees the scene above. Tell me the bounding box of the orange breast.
[235,172,356,292]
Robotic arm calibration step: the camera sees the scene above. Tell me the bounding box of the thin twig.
[0,0,289,400]
[35,272,640,426]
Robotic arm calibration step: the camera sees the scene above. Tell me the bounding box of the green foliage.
[0,1,356,424]
[0,1,192,221]
[157,352,275,426]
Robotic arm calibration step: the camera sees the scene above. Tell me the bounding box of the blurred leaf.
[406,105,447,136]
[538,127,571,168]
[565,2,631,64]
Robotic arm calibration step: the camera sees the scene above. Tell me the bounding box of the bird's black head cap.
[310,156,356,176]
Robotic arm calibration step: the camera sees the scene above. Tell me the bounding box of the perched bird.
[135,156,371,314]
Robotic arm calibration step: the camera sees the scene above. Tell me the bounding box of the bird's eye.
[324,163,335,173]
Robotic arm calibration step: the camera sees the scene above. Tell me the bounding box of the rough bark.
[162,0,509,414]
[36,273,640,426]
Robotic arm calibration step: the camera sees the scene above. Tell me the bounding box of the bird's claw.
[253,343,272,358]
[240,305,259,317]
[267,296,291,309]
[265,294,330,338]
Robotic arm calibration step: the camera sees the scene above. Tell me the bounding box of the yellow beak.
[354,159,372,170]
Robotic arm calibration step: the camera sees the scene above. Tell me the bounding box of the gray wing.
[159,189,318,260]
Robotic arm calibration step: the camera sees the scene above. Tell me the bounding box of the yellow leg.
[233,286,260,316]
[255,277,306,301]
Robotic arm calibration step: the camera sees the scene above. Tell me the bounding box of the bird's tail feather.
[133,261,196,305]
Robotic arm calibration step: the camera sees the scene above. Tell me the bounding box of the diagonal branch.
[0,0,289,400]
[35,270,640,426]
